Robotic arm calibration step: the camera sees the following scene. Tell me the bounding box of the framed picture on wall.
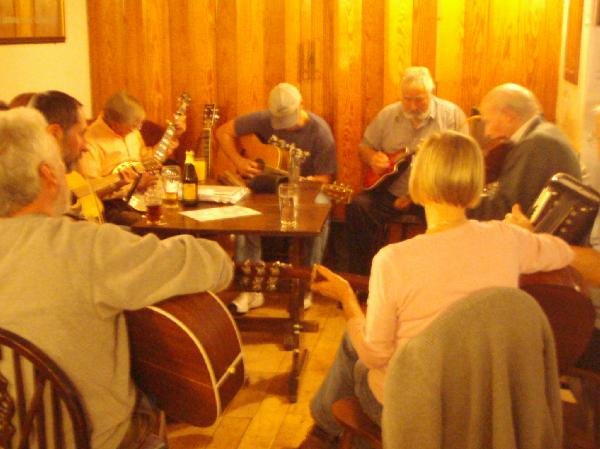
[0,0,65,44]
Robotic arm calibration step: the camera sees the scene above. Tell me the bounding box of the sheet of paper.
[179,206,261,222]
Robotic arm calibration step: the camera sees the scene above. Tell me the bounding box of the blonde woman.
[302,131,573,448]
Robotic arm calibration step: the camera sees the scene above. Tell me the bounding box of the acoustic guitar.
[214,133,291,181]
[218,134,353,203]
[362,148,416,191]
[126,290,244,427]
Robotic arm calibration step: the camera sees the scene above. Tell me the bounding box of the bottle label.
[182,183,197,200]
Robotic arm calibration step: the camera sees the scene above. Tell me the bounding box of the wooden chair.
[378,212,426,246]
[331,268,595,449]
[563,367,600,449]
[0,327,90,449]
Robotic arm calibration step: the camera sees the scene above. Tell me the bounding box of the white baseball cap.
[268,83,302,130]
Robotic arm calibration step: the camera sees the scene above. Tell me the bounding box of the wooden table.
[130,182,331,402]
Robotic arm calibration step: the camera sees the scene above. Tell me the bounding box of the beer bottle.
[181,150,199,207]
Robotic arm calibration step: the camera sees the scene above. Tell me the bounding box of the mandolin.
[362,148,416,192]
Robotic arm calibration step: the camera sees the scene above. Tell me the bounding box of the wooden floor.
[166,292,346,449]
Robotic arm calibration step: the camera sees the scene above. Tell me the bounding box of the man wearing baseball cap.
[216,82,337,313]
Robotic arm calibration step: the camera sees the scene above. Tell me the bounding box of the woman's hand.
[311,264,364,321]
[311,264,355,306]
[504,203,534,231]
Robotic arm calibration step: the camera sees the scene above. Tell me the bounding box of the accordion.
[528,173,600,244]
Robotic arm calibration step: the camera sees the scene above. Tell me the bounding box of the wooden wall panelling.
[460,0,490,114]
[235,0,266,115]
[213,0,238,177]
[87,0,566,186]
[383,0,413,105]
[564,0,584,85]
[309,0,329,120]
[333,0,363,189]
[215,0,237,123]
[283,0,301,88]
[134,0,172,123]
[538,0,563,120]
[362,0,385,128]
[263,0,286,95]
[519,0,548,115]
[435,0,465,107]
[87,0,128,115]
[412,0,438,76]
[298,0,311,103]
[122,1,146,105]
[167,0,218,156]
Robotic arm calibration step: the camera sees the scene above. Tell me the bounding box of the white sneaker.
[304,292,313,310]
[229,292,265,314]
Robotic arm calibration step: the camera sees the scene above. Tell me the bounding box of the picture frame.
[0,0,65,45]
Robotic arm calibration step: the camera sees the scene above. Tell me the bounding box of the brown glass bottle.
[181,150,199,207]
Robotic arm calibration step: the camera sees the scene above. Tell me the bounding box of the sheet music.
[180,206,261,222]
[197,185,250,204]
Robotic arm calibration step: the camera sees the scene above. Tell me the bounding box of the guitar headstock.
[268,135,309,165]
[233,259,369,294]
[174,93,192,118]
[321,182,353,204]
[235,260,294,292]
[203,104,220,129]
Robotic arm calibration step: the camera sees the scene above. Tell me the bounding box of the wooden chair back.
[0,328,90,449]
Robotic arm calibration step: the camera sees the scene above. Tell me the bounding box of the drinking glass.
[278,183,299,230]
[161,165,181,208]
[144,184,164,224]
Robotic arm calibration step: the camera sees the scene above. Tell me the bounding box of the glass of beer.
[144,184,164,224]
[161,165,181,208]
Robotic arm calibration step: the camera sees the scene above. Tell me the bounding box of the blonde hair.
[409,131,483,208]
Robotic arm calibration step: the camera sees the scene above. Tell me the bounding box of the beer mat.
[196,185,250,204]
[179,206,261,222]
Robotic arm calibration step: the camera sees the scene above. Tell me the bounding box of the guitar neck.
[153,124,176,163]
[71,173,122,198]
[201,127,212,174]
[234,261,369,292]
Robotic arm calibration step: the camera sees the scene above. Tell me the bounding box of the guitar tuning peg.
[241,260,252,275]
[266,277,278,291]
[240,276,251,287]
[252,277,264,291]
[255,260,266,276]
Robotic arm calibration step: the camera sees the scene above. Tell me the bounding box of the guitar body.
[240,134,288,170]
[66,171,105,222]
[362,149,414,191]
[213,133,289,182]
[126,291,245,427]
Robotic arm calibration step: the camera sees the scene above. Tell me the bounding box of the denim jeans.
[310,332,382,448]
